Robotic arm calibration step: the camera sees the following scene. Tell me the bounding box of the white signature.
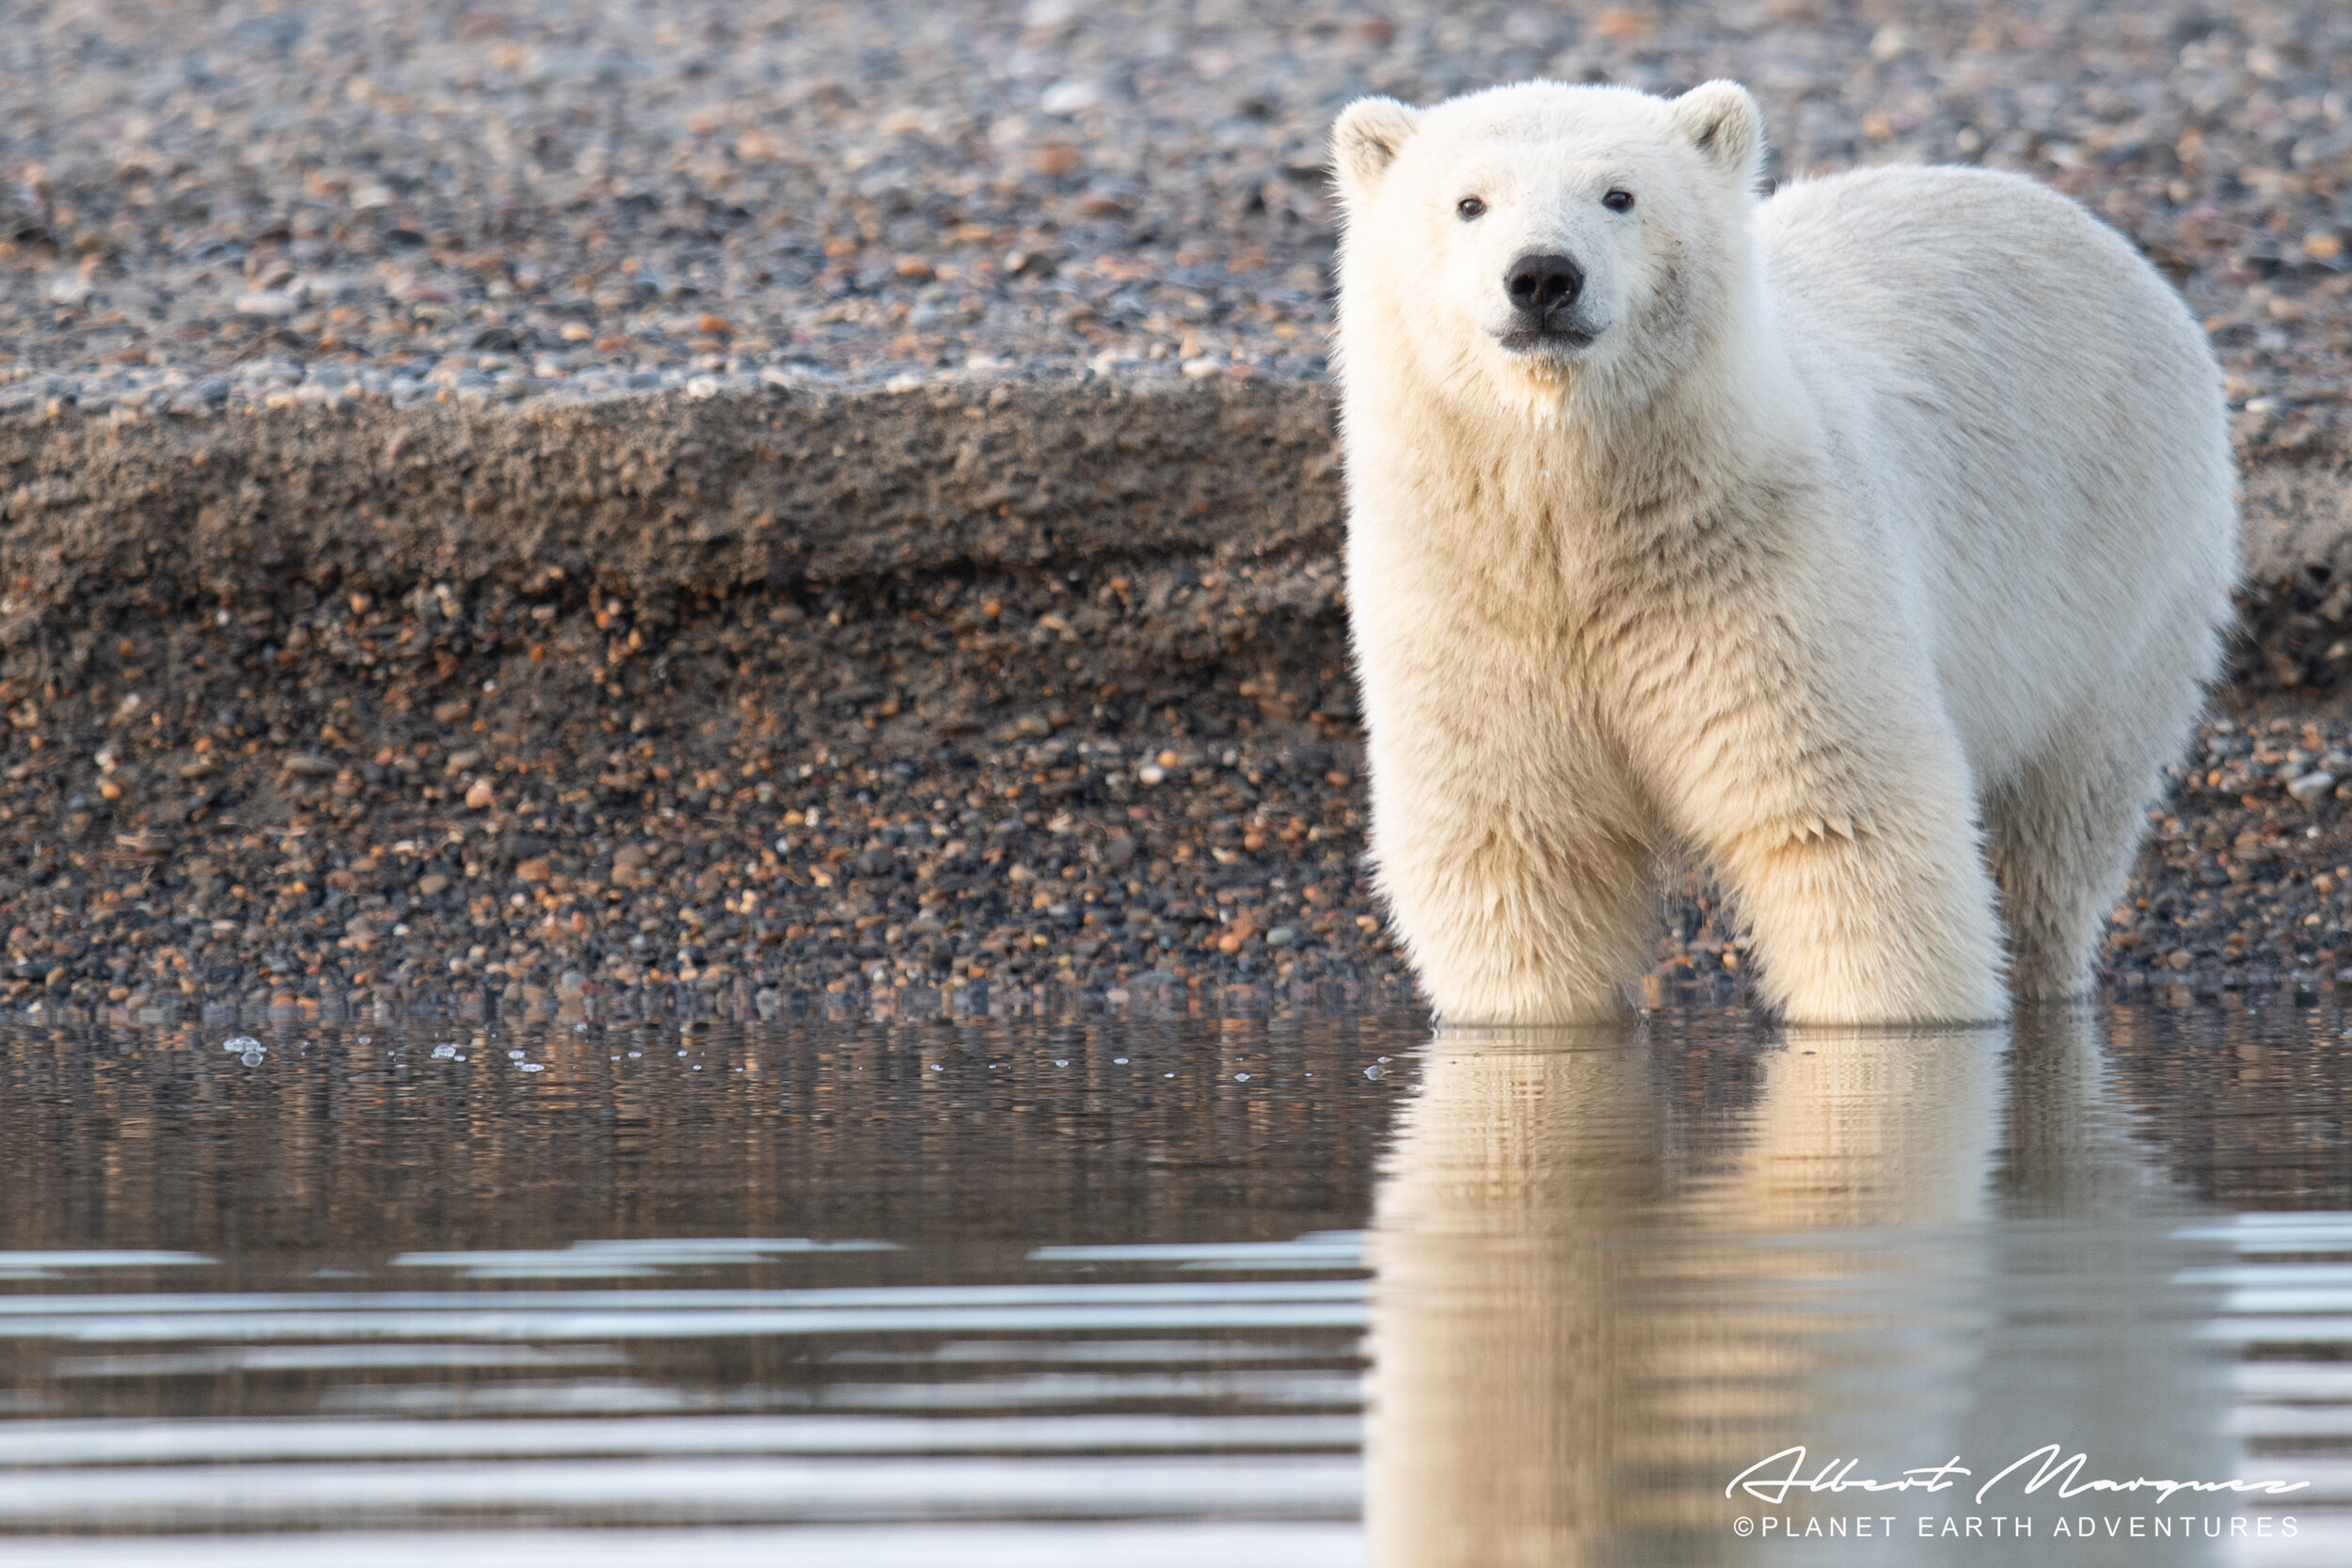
[1727,1446,2311,1509]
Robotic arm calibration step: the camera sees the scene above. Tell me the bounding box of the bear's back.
[1756,164,2213,426]
[1754,163,2234,777]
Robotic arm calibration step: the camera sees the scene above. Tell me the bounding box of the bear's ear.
[1670,80,1765,186]
[1330,97,1422,201]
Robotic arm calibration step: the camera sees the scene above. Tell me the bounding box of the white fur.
[1330,80,2236,1025]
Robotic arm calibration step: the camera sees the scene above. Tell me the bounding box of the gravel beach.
[0,0,2344,442]
[2,530,2349,1032]
[0,0,2347,1027]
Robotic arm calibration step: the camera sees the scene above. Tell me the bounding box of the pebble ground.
[0,0,2343,455]
[0,564,1394,1026]
[2,562,2347,1030]
[2,0,2350,1025]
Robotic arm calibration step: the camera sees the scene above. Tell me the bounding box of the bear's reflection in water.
[1365,1014,2237,1566]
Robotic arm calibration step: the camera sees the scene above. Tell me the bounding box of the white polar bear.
[1330,80,2236,1025]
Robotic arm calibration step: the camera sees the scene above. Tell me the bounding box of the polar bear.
[1330,81,2236,1025]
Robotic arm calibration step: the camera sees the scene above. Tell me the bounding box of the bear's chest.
[1363,467,1745,625]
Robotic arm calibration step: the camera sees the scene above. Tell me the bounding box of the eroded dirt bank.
[0,382,2347,1027]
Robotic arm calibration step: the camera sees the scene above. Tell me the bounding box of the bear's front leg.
[1716,816,2009,1025]
[1612,542,2011,1026]
[1684,727,2010,1027]
[1368,748,1661,1026]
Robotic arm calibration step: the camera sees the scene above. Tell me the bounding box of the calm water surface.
[0,1002,2346,1564]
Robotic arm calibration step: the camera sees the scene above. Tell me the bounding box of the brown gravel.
[2106,705,2352,995]
[0,554,1403,1028]
[3,528,2350,1033]
[3,0,2351,1027]
[0,0,2344,450]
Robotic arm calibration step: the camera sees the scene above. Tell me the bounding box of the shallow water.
[0,1003,2347,1563]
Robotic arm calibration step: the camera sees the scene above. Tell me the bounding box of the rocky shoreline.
[0,376,2345,1030]
[3,0,2346,438]
[4,0,2352,1026]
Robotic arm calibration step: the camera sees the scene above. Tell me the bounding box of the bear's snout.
[1504,251,1584,319]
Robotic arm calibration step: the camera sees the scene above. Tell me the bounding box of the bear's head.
[1331,80,1766,415]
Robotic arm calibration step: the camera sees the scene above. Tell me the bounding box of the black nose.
[1505,251,1583,315]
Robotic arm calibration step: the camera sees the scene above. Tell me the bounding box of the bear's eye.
[1455,197,1486,221]
[1602,189,1634,213]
